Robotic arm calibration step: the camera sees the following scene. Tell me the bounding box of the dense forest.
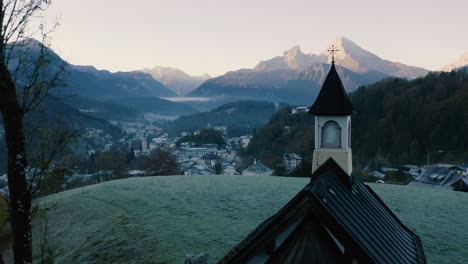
[245,68,468,171]
[351,69,468,166]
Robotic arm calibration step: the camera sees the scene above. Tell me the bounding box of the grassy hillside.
[1,176,466,263]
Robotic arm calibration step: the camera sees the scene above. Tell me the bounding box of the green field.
[2,175,467,263]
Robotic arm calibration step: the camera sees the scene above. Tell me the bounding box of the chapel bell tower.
[309,45,354,174]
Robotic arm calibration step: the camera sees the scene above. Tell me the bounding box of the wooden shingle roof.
[219,158,426,264]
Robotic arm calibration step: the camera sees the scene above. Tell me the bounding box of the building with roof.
[459,163,468,172]
[220,159,426,264]
[177,146,217,160]
[450,177,468,192]
[407,164,467,190]
[291,106,310,114]
[243,160,273,176]
[371,170,385,179]
[220,54,426,263]
[283,153,303,172]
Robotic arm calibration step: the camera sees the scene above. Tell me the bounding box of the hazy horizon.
[40,0,467,76]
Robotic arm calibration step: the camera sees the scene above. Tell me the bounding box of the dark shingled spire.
[309,63,354,116]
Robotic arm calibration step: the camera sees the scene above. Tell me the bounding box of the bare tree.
[95,147,127,179]
[0,1,64,263]
[145,149,180,176]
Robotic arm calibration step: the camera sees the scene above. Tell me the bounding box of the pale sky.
[39,0,467,76]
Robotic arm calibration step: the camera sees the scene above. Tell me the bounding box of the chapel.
[218,47,426,264]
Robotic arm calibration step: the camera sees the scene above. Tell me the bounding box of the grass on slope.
[368,183,468,264]
[3,176,466,264]
[35,176,309,264]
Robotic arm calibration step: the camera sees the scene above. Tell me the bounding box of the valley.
[0,1,467,263]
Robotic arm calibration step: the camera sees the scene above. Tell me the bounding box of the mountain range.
[142,39,467,104]
[188,36,433,104]
[6,37,468,122]
[19,37,468,109]
[69,65,175,99]
[254,36,429,79]
[140,66,211,96]
[8,38,178,100]
[9,39,200,121]
[190,63,390,105]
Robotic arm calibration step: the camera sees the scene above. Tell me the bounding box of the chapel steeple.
[309,46,354,116]
[309,46,354,174]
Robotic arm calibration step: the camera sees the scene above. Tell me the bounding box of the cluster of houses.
[49,120,254,178]
[242,153,304,176]
[111,123,255,176]
[407,164,468,192]
[368,163,468,192]
[170,135,253,176]
[128,133,178,157]
[81,128,114,153]
[175,143,240,175]
[226,136,251,149]
[114,126,304,177]
[112,121,162,136]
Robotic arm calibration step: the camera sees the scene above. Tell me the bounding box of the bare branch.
[0,1,65,261]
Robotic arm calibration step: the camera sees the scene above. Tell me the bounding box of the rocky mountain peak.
[283,45,307,69]
[283,45,303,58]
[321,36,378,68]
[254,36,428,78]
[318,35,428,78]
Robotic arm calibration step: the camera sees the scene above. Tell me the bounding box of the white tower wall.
[312,115,352,174]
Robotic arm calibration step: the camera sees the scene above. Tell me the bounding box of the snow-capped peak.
[254,36,428,78]
[321,35,377,65]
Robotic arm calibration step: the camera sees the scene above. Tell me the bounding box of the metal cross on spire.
[328,44,339,64]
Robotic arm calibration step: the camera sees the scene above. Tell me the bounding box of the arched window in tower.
[321,121,341,148]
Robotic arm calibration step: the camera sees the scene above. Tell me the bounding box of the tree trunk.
[0,66,32,263]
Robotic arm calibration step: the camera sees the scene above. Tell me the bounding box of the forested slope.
[245,68,468,168]
[351,69,468,165]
